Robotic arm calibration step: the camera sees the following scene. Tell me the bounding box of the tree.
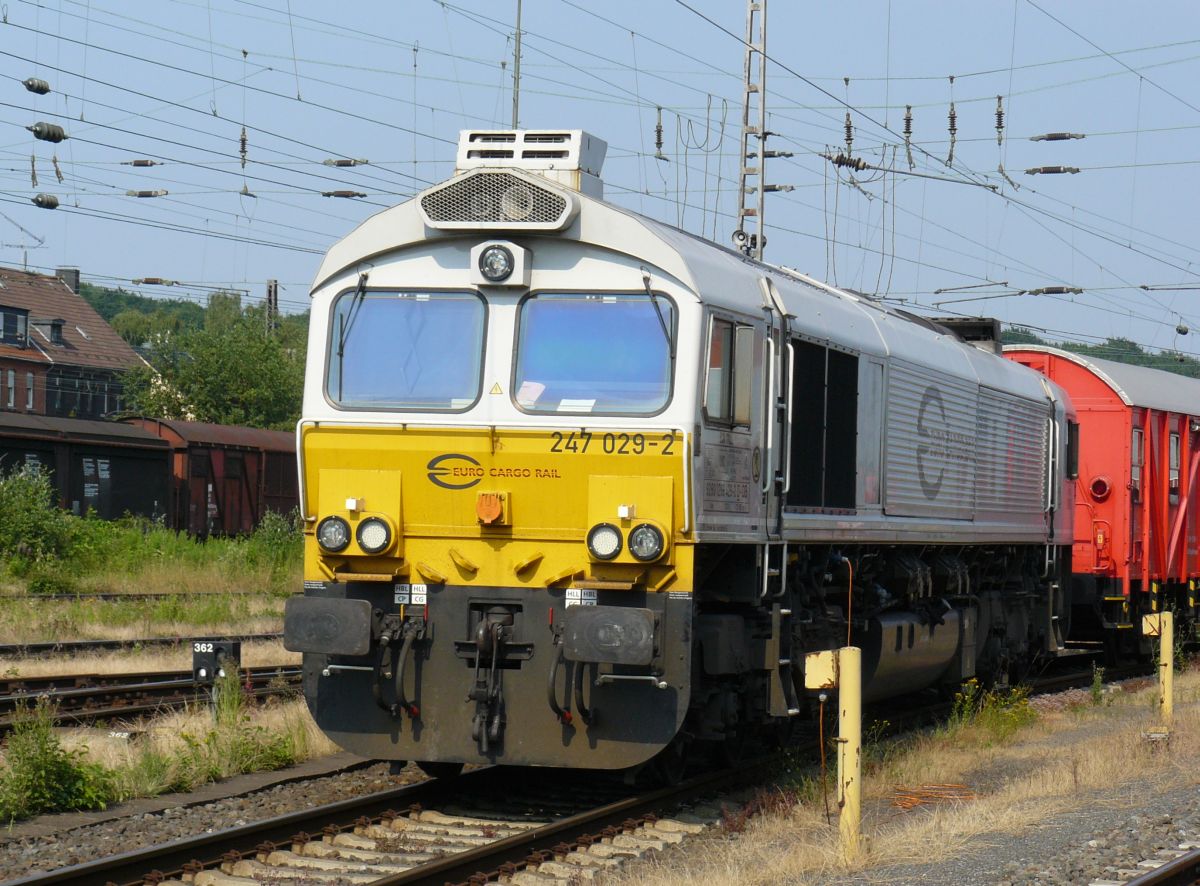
[121,304,305,430]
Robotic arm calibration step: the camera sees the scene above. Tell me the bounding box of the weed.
[943,681,1037,745]
[0,697,115,821]
[720,786,804,834]
[1090,664,1106,706]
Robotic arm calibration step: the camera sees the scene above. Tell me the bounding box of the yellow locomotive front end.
[286,130,704,769]
[293,422,694,768]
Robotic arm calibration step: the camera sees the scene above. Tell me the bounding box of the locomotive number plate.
[548,431,677,455]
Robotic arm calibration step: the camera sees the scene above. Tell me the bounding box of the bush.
[0,698,116,821]
[0,466,76,563]
[944,679,1037,745]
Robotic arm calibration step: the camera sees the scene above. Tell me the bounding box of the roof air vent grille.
[418,170,576,231]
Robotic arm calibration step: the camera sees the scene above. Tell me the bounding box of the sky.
[0,0,1198,357]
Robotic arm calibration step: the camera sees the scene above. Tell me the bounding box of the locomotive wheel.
[717,726,747,768]
[416,761,465,780]
[653,737,691,785]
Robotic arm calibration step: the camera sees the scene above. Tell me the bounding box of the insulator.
[1029,132,1086,142]
[126,189,168,197]
[121,159,161,167]
[995,96,1005,147]
[763,184,794,192]
[27,121,67,143]
[828,152,868,172]
[134,277,175,286]
[946,101,957,166]
[52,154,63,184]
[31,193,58,209]
[1024,166,1080,175]
[1027,285,1083,296]
[29,154,37,188]
[239,126,247,170]
[23,77,51,95]
[904,105,914,170]
[654,106,664,154]
[322,190,367,198]
[844,112,853,153]
[1177,323,1189,336]
[322,158,369,167]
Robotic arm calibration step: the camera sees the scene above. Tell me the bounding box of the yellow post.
[837,646,862,863]
[803,646,864,862]
[1160,610,1174,724]
[1142,611,1174,726]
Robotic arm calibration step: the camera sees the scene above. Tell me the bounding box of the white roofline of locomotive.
[1004,344,1200,415]
[310,173,1057,403]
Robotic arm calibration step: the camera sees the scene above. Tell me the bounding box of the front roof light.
[586,522,622,561]
[478,244,514,283]
[317,516,351,553]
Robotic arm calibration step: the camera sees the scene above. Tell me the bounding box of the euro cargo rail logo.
[427,453,483,490]
[916,386,973,500]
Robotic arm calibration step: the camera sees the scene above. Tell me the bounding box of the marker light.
[586,523,622,561]
[628,523,665,562]
[316,516,351,553]
[356,517,392,554]
[478,244,515,282]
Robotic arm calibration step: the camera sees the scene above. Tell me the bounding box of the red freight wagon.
[1006,346,1200,646]
[123,418,298,538]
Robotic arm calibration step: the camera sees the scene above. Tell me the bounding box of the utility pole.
[265,279,278,336]
[733,0,792,261]
[511,0,523,128]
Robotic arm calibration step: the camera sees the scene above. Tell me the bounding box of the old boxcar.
[0,412,170,519]
[123,418,298,537]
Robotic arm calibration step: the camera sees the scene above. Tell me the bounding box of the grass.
[614,670,1200,886]
[0,594,285,645]
[0,674,338,822]
[0,465,301,600]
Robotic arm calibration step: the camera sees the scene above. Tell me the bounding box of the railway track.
[1,762,756,886]
[0,665,301,733]
[1103,846,1200,885]
[0,633,283,659]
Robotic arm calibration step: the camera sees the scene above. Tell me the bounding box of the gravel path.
[0,753,426,882]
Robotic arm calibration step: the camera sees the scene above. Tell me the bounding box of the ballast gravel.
[0,754,417,882]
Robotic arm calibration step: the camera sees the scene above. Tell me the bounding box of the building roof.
[0,267,142,371]
[124,417,295,452]
[0,411,169,448]
[1004,345,1200,415]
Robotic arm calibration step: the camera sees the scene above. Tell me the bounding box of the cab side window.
[704,317,754,427]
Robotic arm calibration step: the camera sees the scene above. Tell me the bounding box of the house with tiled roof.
[0,266,143,419]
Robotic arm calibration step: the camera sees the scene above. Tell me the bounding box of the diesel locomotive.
[284,129,1078,775]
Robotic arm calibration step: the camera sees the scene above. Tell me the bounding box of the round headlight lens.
[356,517,392,554]
[500,184,535,221]
[628,523,665,562]
[316,516,350,553]
[586,523,622,561]
[478,244,514,282]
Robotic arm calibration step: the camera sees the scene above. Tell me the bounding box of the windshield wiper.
[640,267,675,360]
[336,272,369,400]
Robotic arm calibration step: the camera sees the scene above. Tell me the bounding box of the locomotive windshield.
[326,290,485,410]
[514,292,675,414]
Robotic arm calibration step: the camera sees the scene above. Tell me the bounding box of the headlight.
[356,517,392,554]
[316,516,350,553]
[586,523,622,561]
[628,523,665,562]
[478,244,514,282]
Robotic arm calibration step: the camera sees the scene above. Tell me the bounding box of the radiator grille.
[420,172,566,225]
